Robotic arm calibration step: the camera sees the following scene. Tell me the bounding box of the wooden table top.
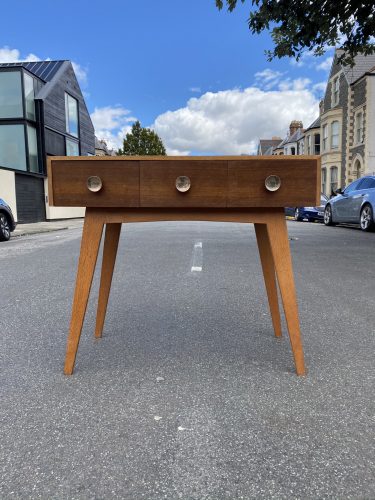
[48,155,321,209]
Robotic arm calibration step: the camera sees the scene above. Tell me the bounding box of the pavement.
[0,220,374,499]
[12,218,84,237]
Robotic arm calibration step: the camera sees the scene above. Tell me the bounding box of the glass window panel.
[0,71,23,118]
[66,138,79,156]
[27,125,39,173]
[65,93,78,137]
[330,166,338,193]
[331,121,339,149]
[0,124,27,171]
[24,73,35,120]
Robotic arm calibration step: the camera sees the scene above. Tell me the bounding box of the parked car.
[285,194,328,222]
[324,175,375,231]
[0,199,16,241]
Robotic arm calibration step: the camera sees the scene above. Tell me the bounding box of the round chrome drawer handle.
[176,175,191,193]
[265,175,281,192]
[87,176,103,192]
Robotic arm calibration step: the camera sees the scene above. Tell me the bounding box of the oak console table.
[48,156,320,376]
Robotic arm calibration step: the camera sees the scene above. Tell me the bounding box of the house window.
[322,125,328,151]
[355,111,363,144]
[332,76,339,106]
[331,121,339,149]
[322,168,327,194]
[330,166,338,194]
[27,125,39,173]
[66,138,79,156]
[24,73,36,121]
[314,133,320,154]
[65,93,79,137]
[0,124,27,171]
[306,135,311,155]
[0,71,23,119]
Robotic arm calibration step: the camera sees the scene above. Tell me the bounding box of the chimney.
[271,136,281,140]
[289,120,303,136]
[319,99,324,115]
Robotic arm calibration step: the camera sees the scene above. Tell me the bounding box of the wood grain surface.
[48,155,320,208]
[50,160,140,207]
[140,160,227,207]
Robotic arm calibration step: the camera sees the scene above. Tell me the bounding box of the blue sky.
[0,0,334,154]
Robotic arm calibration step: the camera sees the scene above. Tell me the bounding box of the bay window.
[0,71,23,119]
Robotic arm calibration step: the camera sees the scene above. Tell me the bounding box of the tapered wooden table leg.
[64,211,104,375]
[95,223,122,339]
[266,211,306,376]
[254,223,282,338]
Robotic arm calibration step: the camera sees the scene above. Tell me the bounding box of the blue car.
[324,175,375,231]
[285,194,328,222]
[0,199,16,241]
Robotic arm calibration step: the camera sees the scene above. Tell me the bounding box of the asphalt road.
[1,220,374,499]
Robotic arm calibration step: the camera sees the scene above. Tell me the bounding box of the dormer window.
[332,76,339,106]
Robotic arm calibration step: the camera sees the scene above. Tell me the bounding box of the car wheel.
[324,205,335,226]
[0,213,11,241]
[294,208,303,221]
[360,204,375,232]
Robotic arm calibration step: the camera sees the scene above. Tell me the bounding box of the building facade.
[0,60,95,222]
[320,50,375,196]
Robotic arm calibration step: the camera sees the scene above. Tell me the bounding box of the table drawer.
[228,159,320,207]
[49,160,140,207]
[140,160,227,207]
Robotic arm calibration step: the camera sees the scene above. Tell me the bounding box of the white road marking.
[191,241,203,272]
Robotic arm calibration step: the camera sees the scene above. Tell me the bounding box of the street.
[1,220,374,499]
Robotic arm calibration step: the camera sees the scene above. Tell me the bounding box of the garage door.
[15,174,46,223]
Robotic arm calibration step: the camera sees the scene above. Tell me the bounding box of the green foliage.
[117,121,166,156]
[215,0,375,65]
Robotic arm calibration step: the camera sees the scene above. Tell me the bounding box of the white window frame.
[321,167,327,194]
[306,135,311,155]
[330,166,338,194]
[331,121,339,149]
[332,76,339,106]
[322,124,328,151]
[355,111,363,144]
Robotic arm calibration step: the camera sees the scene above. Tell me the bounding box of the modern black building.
[0,60,95,222]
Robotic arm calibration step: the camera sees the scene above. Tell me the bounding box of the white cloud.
[316,56,333,72]
[72,61,88,86]
[254,68,284,90]
[0,46,40,63]
[313,81,327,93]
[189,87,201,93]
[153,81,319,155]
[91,106,137,150]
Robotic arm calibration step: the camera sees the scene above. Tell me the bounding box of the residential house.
[0,60,95,222]
[259,121,304,156]
[95,137,116,156]
[304,117,320,157]
[320,49,375,196]
[257,137,281,155]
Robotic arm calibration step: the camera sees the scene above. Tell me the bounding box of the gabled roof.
[0,60,67,82]
[258,138,282,154]
[331,49,375,85]
[305,116,320,132]
[285,128,304,144]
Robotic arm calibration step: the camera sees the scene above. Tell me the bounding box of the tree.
[215,0,375,65]
[117,121,166,156]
